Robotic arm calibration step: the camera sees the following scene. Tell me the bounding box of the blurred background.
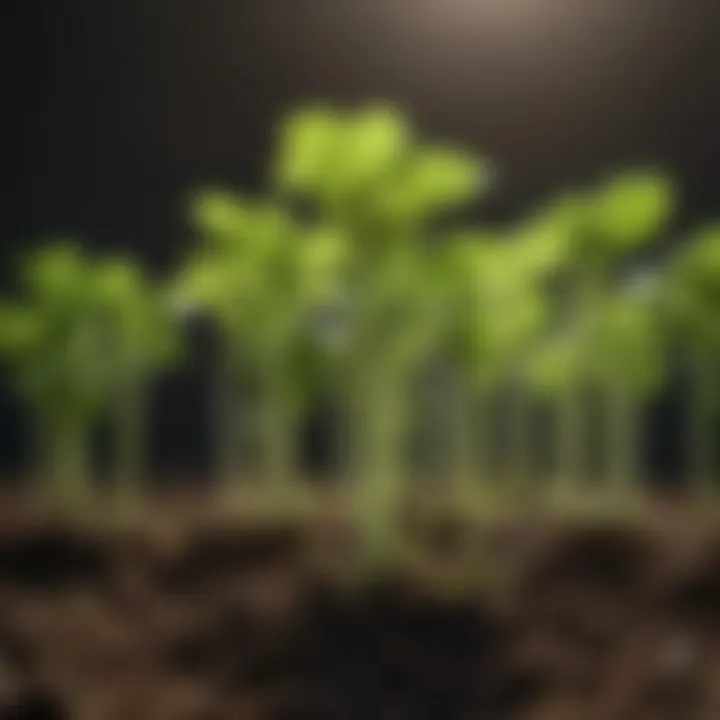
[1,0,719,482]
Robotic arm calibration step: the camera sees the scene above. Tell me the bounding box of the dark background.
[1,0,719,481]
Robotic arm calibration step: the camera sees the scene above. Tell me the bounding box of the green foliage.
[21,241,94,310]
[586,292,665,397]
[0,304,45,360]
[376,145,491,227]
[665,225,720,355]
[1,244,114,424]
[95,257,181,378]
[275,104,411,203]
[554,170,675,273]
[440,226,556,393]
[528,329,587,397]
[592,170,675,251]
[182,193,345,376]
[1,102,714,521]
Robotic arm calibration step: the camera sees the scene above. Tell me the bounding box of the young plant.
[436,233,541,503]
[530,329,593,509]
[93,257,181,506]
[0,243,114,507]
[664,225,720,498]
[274,103,489,560]
[535,171,675,496]
[587,284,665,501]
[174,192,346,496]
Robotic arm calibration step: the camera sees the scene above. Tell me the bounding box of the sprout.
[177,189,347,495]
[664,226,720,498]
[592,170,675,251]
[93,256,182,507]
[2,102,706,535]
[273,104,343,193]
[273,103,495,564]
[588,291,666,499]
[0,244,113,507]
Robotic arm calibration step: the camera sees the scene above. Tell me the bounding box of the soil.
[0,494,718,719]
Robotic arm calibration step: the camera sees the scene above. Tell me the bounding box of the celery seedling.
[0,243,115,507]
[587,286,665,500]
[275,103,489,561]
[540,171,675,495]
[176,191,346,494]
[94,257,181,506]
[664,225,720,498]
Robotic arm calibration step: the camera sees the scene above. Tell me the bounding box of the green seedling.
[438,233,539,503]
[0,243,115,507]
[274,103,490,564]
[0,102,696,540]
[93,257,181,507]
[174,191,346,496]
[587,286,665,501]
[532,170,675,500]
[664,225,720,498]
[439,206,570,508]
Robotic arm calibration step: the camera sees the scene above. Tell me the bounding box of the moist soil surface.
[0,494,718,720]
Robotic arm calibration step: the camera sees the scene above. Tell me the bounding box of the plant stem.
[352,375,407,568]
[215,346,243,494]
[508,379,532,498]
[114,373,146,506]
[607,386,637,502]
[449,371,476,505]
[29,410,53,496]
[557,384,583,496]
[475,392,492,491]
[50,419,91,509]
[689,352,715,500]
[259,364,297,491]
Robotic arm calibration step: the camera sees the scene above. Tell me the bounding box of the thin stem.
[114,373,147,506]
[259,364,297,490]
[215,346,243,494]
[449,371,476,505]
[556,384,584,496]
[352,376,407,568]
[50,419,91,509]
[474,392,492,491]
[607,386,637,502]
[28,410,53,496]
[688,352,715,500]
[508,379,533,498]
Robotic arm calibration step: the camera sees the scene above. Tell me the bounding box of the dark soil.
[0,498,718,719]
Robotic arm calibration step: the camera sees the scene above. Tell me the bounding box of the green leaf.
[528,333,586,395]
[274,104,343,193]
[593,170,675,250]
[0,304,45,358]
[189,189,250,246]
[298,226,349,304]
[588,294,665,395]
[22,242,91,307]
[333,105,411,192]
[402,145,491,214]
[94,257,144,306]
[663,227,720,349]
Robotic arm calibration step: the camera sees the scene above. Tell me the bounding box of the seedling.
[93,256,181,507]
[174,191,346,496]
[588,287,665,502]
[0,103,710,556]
[664,225,720,499]
[0,244,114,507]
[275,103,490,562]
[529,171,674,503]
